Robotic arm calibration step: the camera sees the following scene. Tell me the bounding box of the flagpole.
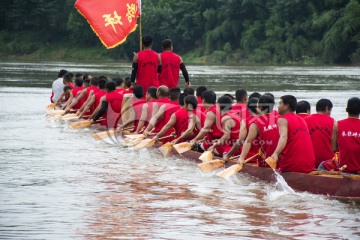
[139,0,142,51]
[139,14,142,51]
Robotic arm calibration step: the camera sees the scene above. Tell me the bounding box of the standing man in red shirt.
[304,99,335,168]
[131,35,161,93]
[158,39,190,89]
[271,95,315,173]
[330,97,360,174]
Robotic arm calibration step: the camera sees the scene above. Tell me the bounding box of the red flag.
[75,0,140,49]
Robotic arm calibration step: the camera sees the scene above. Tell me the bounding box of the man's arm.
[144,104,166,135]
[271,118,288,162]
[237,123,259,164]
[153,113,177,142]
[189,111,216,145]
[91,96,107,122]
[208,116,233,152]
[173,114,197,144]
[179,57,190,87]
[66,89,86,112]
[134,104,148,134]
[79,94,95,118]
[131,53,138,83]
[223,119,247,161]
[331,120,338,152]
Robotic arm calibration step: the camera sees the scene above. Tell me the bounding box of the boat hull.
[174,145,360,201]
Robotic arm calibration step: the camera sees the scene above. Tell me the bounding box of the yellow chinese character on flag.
[103,11,123,33]
[126,3,137,22]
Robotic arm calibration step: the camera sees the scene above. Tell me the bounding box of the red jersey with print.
[153,98,172,132]
[277,113,315,173]
[136,50,159,93]
[156,102,180,143]
[305,114,334,168]
[337,118,360,173]
[106,92,124,129]
[158,51,181,88]
[254,111,279,167]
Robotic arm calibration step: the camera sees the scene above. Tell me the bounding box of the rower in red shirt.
[296,100,311,119]
[304,99,335,168]
[158,39,190,89]
[231,89,251,123]
[224,97,260,163]
[207,95,246,157]
[69,78,84,110]
[237,95,280,167]
[119,85,146,132]
[65,77,99,113]
[144,86,181,143]
[131,35,160,93]
[78,78,107,118]
[134,87,158,134]
[189,90,223,152]
[271,95,315,173]
[330,97,360,174]
[195,86,207,114]
[90,81,124,129]
[153,95,202,144]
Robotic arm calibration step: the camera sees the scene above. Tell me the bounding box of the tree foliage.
[0,0,359,64]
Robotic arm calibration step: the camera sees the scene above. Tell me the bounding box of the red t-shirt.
[254,111,280,167]
[71,87,83,110]
[337,118,360,173]
[305,114,334,167]
[90,90,107,115]
[173,108,192,141]
[216,111,242,156]
[206,105,223,141]
[277,113,315,173]
[231,103,251,123]
[158,51,181,88]
[136,50,159,93]
[154,101,181,143]
[106,91,124,129]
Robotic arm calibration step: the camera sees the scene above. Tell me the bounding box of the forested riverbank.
[0,0,359,64]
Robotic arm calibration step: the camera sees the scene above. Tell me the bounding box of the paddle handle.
[243,153,259,164]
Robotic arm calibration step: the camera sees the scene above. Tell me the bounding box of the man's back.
[52,78,65,102]
[158,51,181,88]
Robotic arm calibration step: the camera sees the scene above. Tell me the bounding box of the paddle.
[68,119,103,130]
[173,142,192,154]
[215,153,259,179]
[132,134,175,150]
[68,120,92,129]
[158,142,174,157]
[92,126,134,141]
[197,155,240,173]
[198,151,213,162]
[265,157,277,169]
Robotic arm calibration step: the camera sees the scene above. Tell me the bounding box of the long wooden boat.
[162,143,360,201]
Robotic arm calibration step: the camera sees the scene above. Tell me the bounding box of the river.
[0,61,359,239]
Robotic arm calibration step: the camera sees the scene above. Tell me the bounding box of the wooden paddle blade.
[197,160,225,173]
[47,103,56,109]
[199,151,213,162]
[133,139,155,150]
[124,134,145,139]
[265,157,277,169]
[47,109,65,116]
[158,142,173,157]
[60,113,78,119]
[92,130,116,141]
[69,120,92,129]
[216,164,243,179]
[173,142,192,154]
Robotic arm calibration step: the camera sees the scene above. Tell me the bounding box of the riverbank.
[2,31,355,66]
